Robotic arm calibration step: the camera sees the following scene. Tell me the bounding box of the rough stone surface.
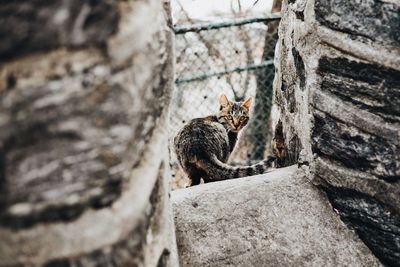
[0,0,120,60]
[172,166,381,267]
[0,0,178,266]
[315,0,400,48]
[272,0,400,265]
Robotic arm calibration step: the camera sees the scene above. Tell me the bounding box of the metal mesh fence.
[169,15,281,188]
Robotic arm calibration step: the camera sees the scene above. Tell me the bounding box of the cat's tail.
[198,154,276,183]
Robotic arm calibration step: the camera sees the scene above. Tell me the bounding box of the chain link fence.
[169,15,281,188]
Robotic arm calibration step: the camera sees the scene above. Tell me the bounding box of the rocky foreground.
[172,166,381,267]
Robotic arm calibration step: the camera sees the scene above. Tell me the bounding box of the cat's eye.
[240,116,246,121]
[227,115,233,120]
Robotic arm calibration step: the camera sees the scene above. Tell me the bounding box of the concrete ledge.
[172,166,381,267]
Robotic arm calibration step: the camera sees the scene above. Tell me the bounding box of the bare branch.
[272,0,282,13]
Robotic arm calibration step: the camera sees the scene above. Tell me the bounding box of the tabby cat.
[174,94,276,186]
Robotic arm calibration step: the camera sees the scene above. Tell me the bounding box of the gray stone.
[315,0,400,48]
[172,166,381,267]
[0,0,178,266]
[0,0,120,60]
[272,0,400,265]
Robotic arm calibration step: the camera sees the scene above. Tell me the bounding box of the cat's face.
[218,94,252,132]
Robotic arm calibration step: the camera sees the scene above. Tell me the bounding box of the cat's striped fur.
[174,94,276,186]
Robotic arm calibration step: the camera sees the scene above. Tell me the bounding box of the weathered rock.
[0,0,120,60]
[315,0,400,48]
[0,0,178,266]
[172,166,381,267]
[272,0,400,265]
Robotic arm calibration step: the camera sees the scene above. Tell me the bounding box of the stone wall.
[272,0,400,265]
[0,0,178,266]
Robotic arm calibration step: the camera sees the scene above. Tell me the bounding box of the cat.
[174,94,276,186]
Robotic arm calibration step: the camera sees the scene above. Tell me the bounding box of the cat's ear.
[241,96,252,110]
[219,94,230,107]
